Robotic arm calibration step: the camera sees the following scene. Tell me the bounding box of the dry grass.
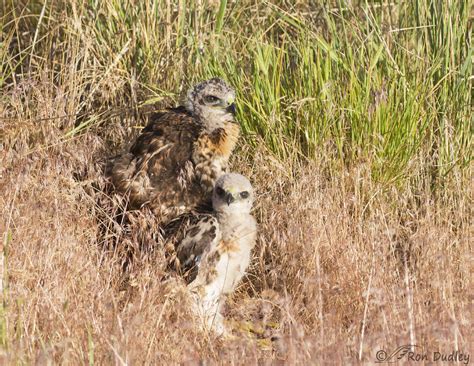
[1,114,471,363]
[1,1,472,364]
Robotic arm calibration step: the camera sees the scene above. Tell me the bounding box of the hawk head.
[212,173,254,215]
[185,78,237,129]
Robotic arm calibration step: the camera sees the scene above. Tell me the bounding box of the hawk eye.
[240,191,249,199]
[204,95,219,104]
[216,187,225,196]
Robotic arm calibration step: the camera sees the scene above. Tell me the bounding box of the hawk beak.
[226,103,236,115]
[226,193,235,206]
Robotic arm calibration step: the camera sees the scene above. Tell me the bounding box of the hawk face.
[212,173,254,215]
[185,78,237,130]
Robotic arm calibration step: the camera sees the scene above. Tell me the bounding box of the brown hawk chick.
[176,173,257,335]
[107,78,240,223]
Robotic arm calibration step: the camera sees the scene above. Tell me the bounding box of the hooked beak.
[226,193,235,206]
[226,103,236,115]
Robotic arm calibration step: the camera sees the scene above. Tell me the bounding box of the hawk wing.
[107,107,204,219]
[176,214,220,282]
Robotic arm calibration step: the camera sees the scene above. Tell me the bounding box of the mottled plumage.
[107,78,240,223]
[176,173,257,334]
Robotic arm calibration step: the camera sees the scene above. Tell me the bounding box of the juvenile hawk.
[176,173,257,334]
[107,78,240,223]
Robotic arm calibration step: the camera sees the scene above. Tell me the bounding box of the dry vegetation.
[1,1,472,364]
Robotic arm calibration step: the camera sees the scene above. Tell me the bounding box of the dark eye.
[240,191,249,199]
[204,95,219,103]
[216,187,225,196]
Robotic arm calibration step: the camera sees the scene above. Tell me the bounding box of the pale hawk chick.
[176,173,257,334]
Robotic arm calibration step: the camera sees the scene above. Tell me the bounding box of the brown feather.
[107,107,240,224]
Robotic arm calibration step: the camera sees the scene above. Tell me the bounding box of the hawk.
[107,78,240,223]
[176,173,257,334]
